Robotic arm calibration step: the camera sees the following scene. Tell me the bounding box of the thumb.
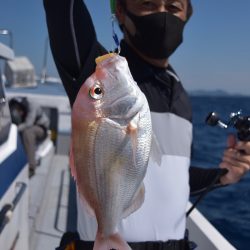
[227,134,237,148]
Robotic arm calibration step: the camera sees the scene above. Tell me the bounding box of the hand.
[219,134,250,185]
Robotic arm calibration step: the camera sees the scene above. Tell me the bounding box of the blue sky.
[0,0,249,95]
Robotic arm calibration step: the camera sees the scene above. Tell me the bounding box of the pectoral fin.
[126,115,139,166]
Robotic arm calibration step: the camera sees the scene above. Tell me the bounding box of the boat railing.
[0,182,27,235]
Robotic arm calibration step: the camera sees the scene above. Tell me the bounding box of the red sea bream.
[70,53,152,250]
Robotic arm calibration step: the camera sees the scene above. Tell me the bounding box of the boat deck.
[29,154,76,250]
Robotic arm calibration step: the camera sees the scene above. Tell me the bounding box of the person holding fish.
[43,0,250,249]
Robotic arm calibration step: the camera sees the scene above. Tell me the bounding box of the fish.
[70,53,152,250]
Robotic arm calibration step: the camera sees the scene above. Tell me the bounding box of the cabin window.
[0,73,11,145]
[0,72,5,99]
[0,74,7,116]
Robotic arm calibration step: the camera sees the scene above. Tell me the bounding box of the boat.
[0,41,236,250]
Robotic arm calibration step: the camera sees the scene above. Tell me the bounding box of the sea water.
[191,95,250,250]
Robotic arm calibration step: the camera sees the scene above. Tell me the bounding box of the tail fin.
[93,232,131,250]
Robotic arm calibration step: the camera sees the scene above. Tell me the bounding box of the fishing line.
[110,0,120,54]
[186,168,228,217]
[111,14,121,54]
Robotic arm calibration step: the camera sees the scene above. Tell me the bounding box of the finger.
[223,148,249,163]
[222,150,249,167]
[222,155,239,166]
[220,159,250,173]
[236,141,250,154]
[219,163,238,184]
[220,162,249,179]
[235,152,250,168]
[227,134,237,148]
[223,148,238,159]
[219,161,230,170]
[225,148,250,166]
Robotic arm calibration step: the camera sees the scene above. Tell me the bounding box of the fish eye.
[89,83,104,100]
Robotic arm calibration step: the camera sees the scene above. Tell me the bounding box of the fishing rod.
[187,110,250,216]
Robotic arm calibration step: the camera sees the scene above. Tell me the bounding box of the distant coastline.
[188,89,249,97]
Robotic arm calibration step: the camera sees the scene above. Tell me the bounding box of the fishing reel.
[187,110,250,216]
[206,110,250,141]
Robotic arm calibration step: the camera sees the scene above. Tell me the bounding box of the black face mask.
[124,11,185,59]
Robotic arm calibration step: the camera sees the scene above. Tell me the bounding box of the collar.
[119,40,180,82]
